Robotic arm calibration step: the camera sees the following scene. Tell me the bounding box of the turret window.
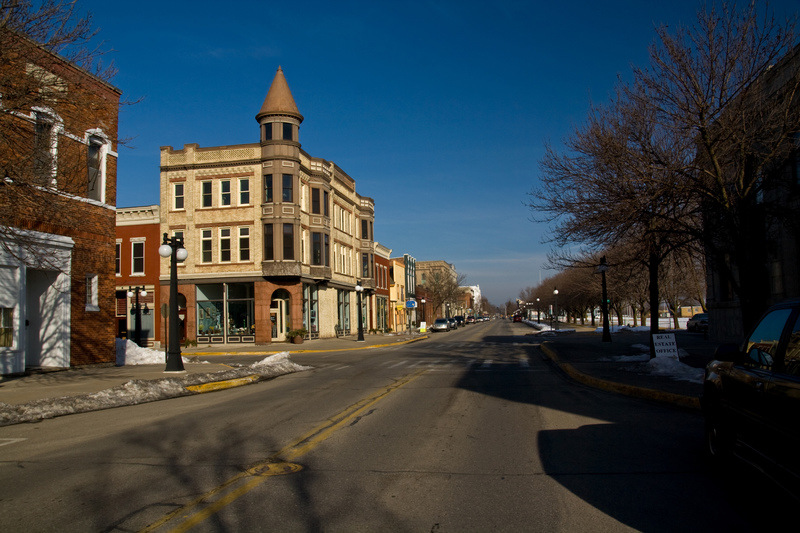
[282,122,293,141]
[282,174,293,202]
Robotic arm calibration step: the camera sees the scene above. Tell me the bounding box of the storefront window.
[227,283,255,337]
[338,290,350,333]
[303,283,319,338]
[197,284,223,336]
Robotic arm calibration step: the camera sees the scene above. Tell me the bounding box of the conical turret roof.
[256,66,303,122]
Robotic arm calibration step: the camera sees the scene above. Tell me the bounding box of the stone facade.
[159,67,375,344]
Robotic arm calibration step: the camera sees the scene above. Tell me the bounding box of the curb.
[540,342,701,410]
[186,374,262,393]
[187,335,429,356]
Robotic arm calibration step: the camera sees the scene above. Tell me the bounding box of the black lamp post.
[421,298,426,326]
[553,288,559,331]
[596,255,612,342]
[127,286,148,347]
[536,297,541,322]
[159,233,188,372]
[355,280,365,342]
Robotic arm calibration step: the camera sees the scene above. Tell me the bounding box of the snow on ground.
[116,338,192,365]
[524,320,704,384]
[0,345,312,426]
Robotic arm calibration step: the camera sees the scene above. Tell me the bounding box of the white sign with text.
[652,333,679,358]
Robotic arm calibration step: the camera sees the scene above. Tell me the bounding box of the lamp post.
[159,233,188,372]
[421,297,427,327]
[355,280,365,342]
[536,297,541,323]
[596,255,612,342]
[127,286,148,347]
[553,288,559,331]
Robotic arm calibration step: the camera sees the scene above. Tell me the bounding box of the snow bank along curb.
[0,352,311,427]
[539,342,701,410]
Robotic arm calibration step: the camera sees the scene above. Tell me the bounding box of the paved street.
[0,320,793,531]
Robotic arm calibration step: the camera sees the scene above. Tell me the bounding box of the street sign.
[405,300,417,309]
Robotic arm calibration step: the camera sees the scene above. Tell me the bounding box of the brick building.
[115,205,162,347]
[0,34,121,373]
[159,67,375,344]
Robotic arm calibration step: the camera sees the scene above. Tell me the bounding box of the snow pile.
[608,345,704,383]
[116,338,191,365]
[0,352,311,426]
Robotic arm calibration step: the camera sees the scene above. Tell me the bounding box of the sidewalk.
[0,332,426,408]
[535,325,716,409]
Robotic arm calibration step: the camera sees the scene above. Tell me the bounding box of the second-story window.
[239,227,250,261]
[34,111,55,183]
[282,174,293,202]
[264,223,274,260]
[115,242,121,275]
[220,228,231,262]
[87,136,103,201]
[264,174,273,202]
[201,229,213,263]
[283,223,294,260]
[240,178,250,205]
[221,180,231,206]
[311,188,321,214]
[282,122,293,140]
[201,181,213,208]
[174,183,184,210]
[132,241,144,275]
[323,191,329,216]
[312,232,322,265]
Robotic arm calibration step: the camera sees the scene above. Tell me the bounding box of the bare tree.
[629,1,799,332]
[417,269,466,319]
[1,0,119,268]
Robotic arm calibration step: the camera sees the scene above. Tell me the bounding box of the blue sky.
[82,0,799,306]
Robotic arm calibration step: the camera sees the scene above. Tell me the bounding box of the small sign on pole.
[652,333,679,358]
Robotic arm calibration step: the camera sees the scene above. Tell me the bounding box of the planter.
[291,335,304,344]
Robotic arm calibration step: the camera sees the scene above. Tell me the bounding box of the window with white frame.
[87,135,104,201]
[201,181,213,208]
[174,183,185,210]
[0,307,13,347]
[201,229,213,263]
[221,180,231,206]
[131,241,145,275]
[239,178,250,205]
[85,274,99,311]
[239,227,250,261]
[220,228,231,262]
[34,110,57,184]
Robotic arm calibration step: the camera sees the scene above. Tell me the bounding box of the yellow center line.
[140,368,427,533]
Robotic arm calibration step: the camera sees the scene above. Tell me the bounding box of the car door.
[762,309,800,485]
[722,307,793,455]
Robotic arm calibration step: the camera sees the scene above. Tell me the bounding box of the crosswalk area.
[325,356,542,373]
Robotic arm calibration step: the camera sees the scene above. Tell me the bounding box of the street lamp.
[421,297,426,326]
[158,233,188,372]
[553,288,559,331]
[127,286,148,347]
[536,297,541,323]
[596,255,612,343]
[355,280,365,342]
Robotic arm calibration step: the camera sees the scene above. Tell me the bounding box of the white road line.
[0,438,27,447]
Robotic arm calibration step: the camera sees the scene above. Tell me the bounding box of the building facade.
[1,34,121,373]
[115,205,162,347]
[159,67,374,344]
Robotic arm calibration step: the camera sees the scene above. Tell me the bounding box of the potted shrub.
[287,328,307,344]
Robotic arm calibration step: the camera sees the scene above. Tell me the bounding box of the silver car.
[430,318,450,332]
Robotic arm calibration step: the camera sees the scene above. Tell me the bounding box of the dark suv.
[702,300,800,494]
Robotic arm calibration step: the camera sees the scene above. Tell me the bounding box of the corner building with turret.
[159,67,375,344]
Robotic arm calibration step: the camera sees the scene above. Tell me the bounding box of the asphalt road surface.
[0,320,793,531]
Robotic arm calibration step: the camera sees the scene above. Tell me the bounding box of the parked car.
[702,299,800,495]
[454,315,465,326]
[466,316,476,324]
[430,318,450,332]
[447,317,458,329]
[512,315,523,322]
[687,313,709,333]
